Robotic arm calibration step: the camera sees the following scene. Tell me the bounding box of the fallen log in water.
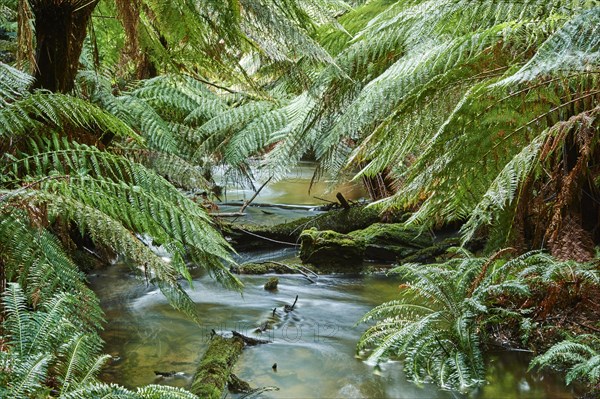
[222,205,384,250]
[189,334,244,399]
[190,331,272,398]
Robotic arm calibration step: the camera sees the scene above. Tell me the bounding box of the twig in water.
[237,228,299,246]
[240,176,273,214]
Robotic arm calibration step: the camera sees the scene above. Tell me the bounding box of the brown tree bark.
[30,0,99,93]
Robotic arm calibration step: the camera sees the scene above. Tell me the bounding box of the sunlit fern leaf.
[496,7,600,85]
[0,91,141,141]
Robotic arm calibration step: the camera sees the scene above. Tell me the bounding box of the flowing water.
[91,166,582,398]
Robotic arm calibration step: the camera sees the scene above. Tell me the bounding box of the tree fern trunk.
[30,0,99,93]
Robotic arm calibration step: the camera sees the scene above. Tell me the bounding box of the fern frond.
[7,353,50,398]
[497,7,600,85]
[0,62,32,105]
[57,333,108,395]
[0,91,140,141]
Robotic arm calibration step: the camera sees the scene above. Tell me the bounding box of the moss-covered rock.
[298,223,449,271]
[299,228,366,272]
[232,262,300,275]
[264,277,279,291]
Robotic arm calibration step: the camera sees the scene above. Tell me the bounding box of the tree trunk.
[30,0,99,93]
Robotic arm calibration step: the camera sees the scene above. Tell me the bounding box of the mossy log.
[189,335,244,399]
[222,206,384,250]
[299,228,366,272]
[349,223,433,261]
[299,223,435,272]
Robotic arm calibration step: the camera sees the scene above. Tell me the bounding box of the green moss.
[264,277,279,291]
[299,228,366,272]
[350,223,430,247]
[190,335,244,399]
[233,262,301,275]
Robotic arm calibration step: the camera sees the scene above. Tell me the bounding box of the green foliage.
[0,59,237,397]
[0,285,199,399]
[357,251,595,391]
[531,336,600,387]
[0,284,107,397]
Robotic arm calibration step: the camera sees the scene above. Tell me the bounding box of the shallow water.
[90,258,579,399]
[215,161,367,206]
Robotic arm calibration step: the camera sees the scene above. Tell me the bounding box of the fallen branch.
[240,177,272,213]
[236,228,300,246]
[284,295,298,312]
[240,386,280,398]
[336,192,350,210]
[268,261,318,283]
[213,212,247,217]
[232,330,271,346]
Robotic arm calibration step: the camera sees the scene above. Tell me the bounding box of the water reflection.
[216,161,367,206]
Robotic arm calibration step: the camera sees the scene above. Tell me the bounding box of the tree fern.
[0,88,139,141]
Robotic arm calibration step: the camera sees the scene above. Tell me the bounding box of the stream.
[90,166,581,398]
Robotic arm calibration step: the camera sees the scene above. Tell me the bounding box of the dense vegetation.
[0,0,599,397]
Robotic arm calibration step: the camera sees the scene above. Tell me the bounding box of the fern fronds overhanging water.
[530,336,600,388]
[357,251,600,391]
[0,57,241,395]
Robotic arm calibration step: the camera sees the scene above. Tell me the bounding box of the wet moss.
[190,335,244,399]
[299,228,366,272]
[264,277,279,291]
